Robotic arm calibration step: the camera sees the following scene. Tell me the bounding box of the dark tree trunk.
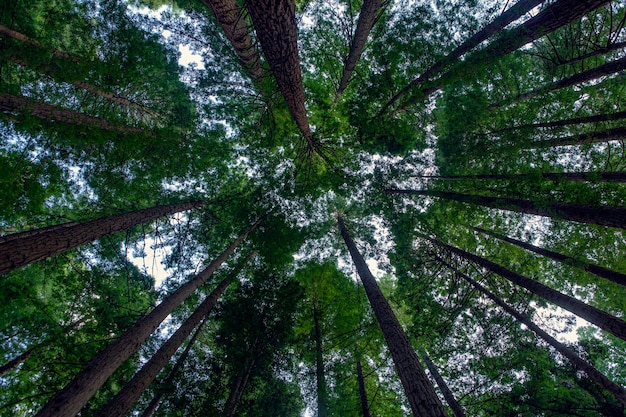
[471,226,626,287]
[422,352,466,417]
[0,23,80,61]
[356,359,372,417]
[386,188,626,230]
[440,258,626,406]
[202,0,265,82]
[313,303,328,417]
[384,0,545,111]
[0,346,36,376]
[490,110,626,134]
[337,0,384,94]
[0,200,204,275]
[426,236,626,341]
[34,217,263,417]
[417,171,626,183]
[246,0,316,150]
[224,340,259,417]
[337,215,449,417]
[523,126,626,149]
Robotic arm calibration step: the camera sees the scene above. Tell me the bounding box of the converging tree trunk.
[337,215,449,417]
[489,110,626,134]
[337,0,385,95]
[422,352,466,417]
[34,217,263,417]
[440,258,626,406]
[417,171,626,183]
[224,340,259,417]
[356,359,372,417]
[0,200,204,275]
[386,188,626,230]
[523,126,626,149]
[471,226,626,287]
[313,303,328,417]
[425,236,626,341]
[0,23,81,61]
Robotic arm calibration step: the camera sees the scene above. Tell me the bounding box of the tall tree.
[422,352,466,417]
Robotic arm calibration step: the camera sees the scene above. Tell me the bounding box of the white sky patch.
[127,236,171,288]
[179,44,205,69]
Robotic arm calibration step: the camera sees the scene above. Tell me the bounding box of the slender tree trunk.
[523,126,626,149]
[34,217,263,417]
[383,0,545,111]
[202,0,265,82]
[313,303,328,417]
[422,352,466,417]
[96,276,234,417]
[425,236,626,341]
[386,188,626,230]
[490,110,626,134]
[471,226,626,287]
[337,215,449,417]
[0,345,37,376]
[0,23,81,61]
[356,359,372,417]
[337,0,384,95]
[417,171,626,183]
[224,339,259,417]
[246,0,316,150]
[440,258,626,406]
[0,200,204,275]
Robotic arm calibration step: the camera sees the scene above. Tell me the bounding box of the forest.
[1,0,626,415]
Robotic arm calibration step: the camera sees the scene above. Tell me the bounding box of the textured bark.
[523,126,626,149]
[202,0,265,81]
[441,259,626,406]
[356,359,372,417]
[313,304,328,417]
[417,171,626,183]
[384,0,545,110]
[422,353,466,417]
[0,24,80,61]
[34,217,262,417]
[0,200,204,275]
[490,110,626,133]
[337,215,449,417]
[0,93,146,135]
[0,345,36,376]
[337,0,384,94]
[386,188,626,230]
[246,0,315,148]
[472,226,626,287]
[96,278,232,417]
[426,237,626,341]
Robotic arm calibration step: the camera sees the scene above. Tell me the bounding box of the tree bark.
[337,0,384,95]
[471,226,626,287]
[417,171,626,183]
[523,126,626,149]
[425,236,626,341]
[34,216,263,417]
[386,188,626,230]
[490,110,626,134]
[96,277,233,417]
[224,339,259,417]
[440,258,626,406]
[337,215,449,417]
[313,303,328,417]
[0,200,204,275]
[0,345,37,376]
[0,23,81,61]
[422,352,466,417]
[202,0,265,82]
[356,359,372,417]
[246,0,315,150]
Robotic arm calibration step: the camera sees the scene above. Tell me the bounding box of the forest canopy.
[1,0,626,416]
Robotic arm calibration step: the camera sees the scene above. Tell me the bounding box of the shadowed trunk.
[422,352,466,417]
[416,171,626,183]
[0,23,80,61]
[224,339,259,417]
[490,110,626,134]
[0,200,204,275]
[0,346,37,376]
[337,215,449,417]
[313,303,328,417]
[386,188,626,230]
[523,127,626,149]
[425,236,626,341]
[34,217,263,417]
[202,0,265,82]
[356,359,372,417]
[246,0,315,149]
[337,0,384,94]
[471,226,626,287]
[440,258,626,406]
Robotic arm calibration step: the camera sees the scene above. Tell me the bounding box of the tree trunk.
[471,226,626,287]
[356,359,372,417]
[417,171,626,183]
[337,0,384,95]
[422,352,466,417]
[440,258,626,406]
[386,188,626,230]
[425,236,626,341]
[202,0,265,82]
[0,345,37,376]
[0,200,204,275]
[383,0,545,111]
[490,110,626,134]
[0,23,81,61]
[96,277,233,417]
[224,339,259,417]
[246,0,316,150]
[337,215,449,417]
[34,217,263,417]
[313,303,328,417]
[523,126,626,149]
